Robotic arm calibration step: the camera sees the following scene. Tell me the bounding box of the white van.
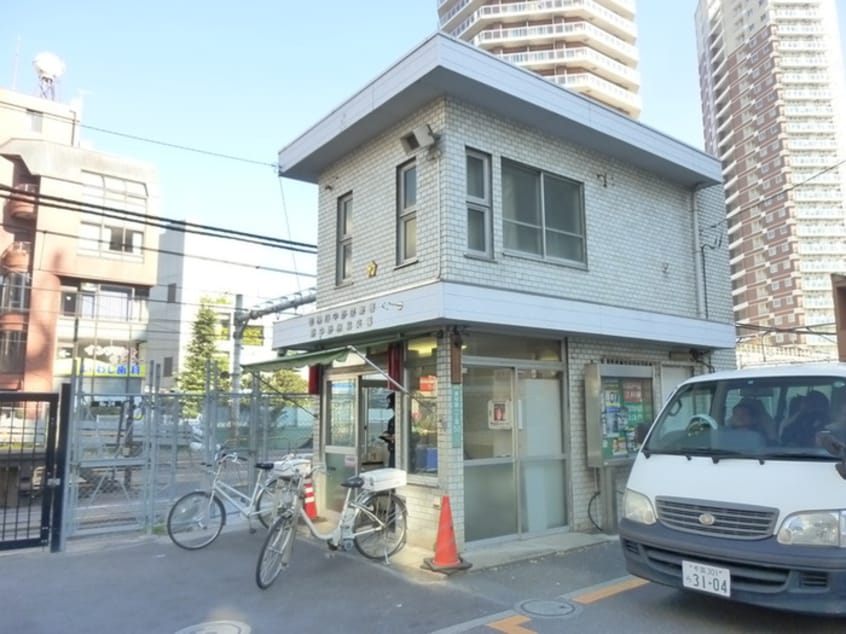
[619,363,846,615]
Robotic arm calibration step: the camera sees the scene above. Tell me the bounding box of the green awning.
[242,346,352,372]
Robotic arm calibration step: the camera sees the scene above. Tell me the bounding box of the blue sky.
[3,1,846,253]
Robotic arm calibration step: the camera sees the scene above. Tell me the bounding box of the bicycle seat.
[255,462,276,470]
[341,475,364,489]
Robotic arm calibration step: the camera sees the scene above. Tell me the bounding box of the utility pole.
[231,294,245,431]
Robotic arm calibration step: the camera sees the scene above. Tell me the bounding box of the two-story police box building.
[254,33,736,551]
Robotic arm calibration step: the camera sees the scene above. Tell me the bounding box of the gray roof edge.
[276,33,442,175]
[278,32,721,186]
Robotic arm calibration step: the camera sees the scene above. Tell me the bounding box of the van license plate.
[682,560,730,597]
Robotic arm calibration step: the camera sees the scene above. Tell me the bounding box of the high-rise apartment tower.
[438,0,641,117]
[695,0,846,364]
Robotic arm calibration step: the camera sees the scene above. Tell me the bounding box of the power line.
[736,320,836,337]
[700,156,846,234]
[0,99,279,170]
[1,216,315,279]
[0,185,317,254]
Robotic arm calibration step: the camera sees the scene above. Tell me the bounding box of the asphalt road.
[4,528,846,633]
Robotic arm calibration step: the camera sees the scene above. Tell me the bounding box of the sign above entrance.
[308,302,378,339]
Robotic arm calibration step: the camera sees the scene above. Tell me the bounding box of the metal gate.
[0,389,62,551]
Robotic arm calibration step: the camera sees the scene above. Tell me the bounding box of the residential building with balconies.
[0,86,160,393]
[438,0,641,117]
[695,0,846,365]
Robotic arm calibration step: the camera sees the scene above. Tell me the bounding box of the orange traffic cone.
[423,495,472,574]
[303,478,318,519]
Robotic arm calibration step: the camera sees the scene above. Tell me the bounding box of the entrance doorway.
[323,375,392,513]
[463,367,567,542]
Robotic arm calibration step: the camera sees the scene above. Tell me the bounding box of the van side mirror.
[635,423,649,445]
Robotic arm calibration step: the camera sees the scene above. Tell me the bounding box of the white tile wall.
[307,95,735,543]
[314,97,732,328]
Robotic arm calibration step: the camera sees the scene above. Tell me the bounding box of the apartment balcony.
[463,0,637,44]
[475,20,638,65]
[551,71,641,117]
[5,183,37,220]
[439,0,477,31]
[602,0,635,20]
[779,55,826,68]
[498,46,639,89]
[2,242,32,272]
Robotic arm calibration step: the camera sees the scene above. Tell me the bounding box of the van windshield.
[644,374,846,459]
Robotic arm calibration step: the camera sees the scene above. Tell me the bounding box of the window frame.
[0,330,26,373]
[79,221,144,258]
[336,193,353,285]
[501,159,587,266]
[79,171,147,260]
[466,149,492,257]
[397,160,418,264]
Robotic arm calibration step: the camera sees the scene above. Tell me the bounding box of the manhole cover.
[516,598,578,618]
[174,620,251,634]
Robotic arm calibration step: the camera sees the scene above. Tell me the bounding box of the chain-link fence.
[65,383,318,538]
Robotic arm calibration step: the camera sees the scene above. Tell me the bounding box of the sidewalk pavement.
[393,530,619,575]
[28,521,619,575]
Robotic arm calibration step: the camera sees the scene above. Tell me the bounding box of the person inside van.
[780,390,830,447]
[728,399,773,442]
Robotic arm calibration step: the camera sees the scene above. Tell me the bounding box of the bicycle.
[255,465,408,589]
[166,448,311,550]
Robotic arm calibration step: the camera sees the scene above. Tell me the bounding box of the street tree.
[177,297,231,417]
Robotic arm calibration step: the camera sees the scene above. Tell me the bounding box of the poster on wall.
[600,377,653,461]
[487,400,512,430]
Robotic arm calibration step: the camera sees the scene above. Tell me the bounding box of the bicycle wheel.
[167,491,226,550]
[353,491,407,560]
[255,477,295,528]
[256,510,296,589]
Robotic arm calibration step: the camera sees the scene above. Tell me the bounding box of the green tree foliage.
[261,368,308,394]
[177,298,232,401]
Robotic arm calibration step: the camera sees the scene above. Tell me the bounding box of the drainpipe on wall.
[691,185,706,321]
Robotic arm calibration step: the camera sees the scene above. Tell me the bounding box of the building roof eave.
[277,33,721,189]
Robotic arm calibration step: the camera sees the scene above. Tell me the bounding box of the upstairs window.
[0,331,26,373]
[466,149,492,256]
[501,160,586,265]
[0,271,31,312]
[336,193,353,284]
[80,171,147,259]
[79,222,144,257]
[66,283,147,322]
[397,161,417,263]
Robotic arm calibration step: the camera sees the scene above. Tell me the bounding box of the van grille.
[656,497,777,539]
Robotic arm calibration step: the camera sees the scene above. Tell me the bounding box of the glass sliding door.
[324,378,356,512]
[464,366,567,542]
[324,376,392,513]
[517,370,566,532]
[463,366,517,541]
[360,381,392,471]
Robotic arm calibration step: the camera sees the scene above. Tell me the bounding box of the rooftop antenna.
[33,51,65,100]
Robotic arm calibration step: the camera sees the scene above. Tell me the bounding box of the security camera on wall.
[401,124,438,154]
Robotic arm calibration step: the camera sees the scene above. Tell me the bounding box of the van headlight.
[623,489,656,525]
[777,511,846,547]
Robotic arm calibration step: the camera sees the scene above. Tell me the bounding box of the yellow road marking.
[572,576,649,604]
[487,614,536,634]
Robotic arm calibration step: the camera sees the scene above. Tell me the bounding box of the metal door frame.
[0,389,62,551]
